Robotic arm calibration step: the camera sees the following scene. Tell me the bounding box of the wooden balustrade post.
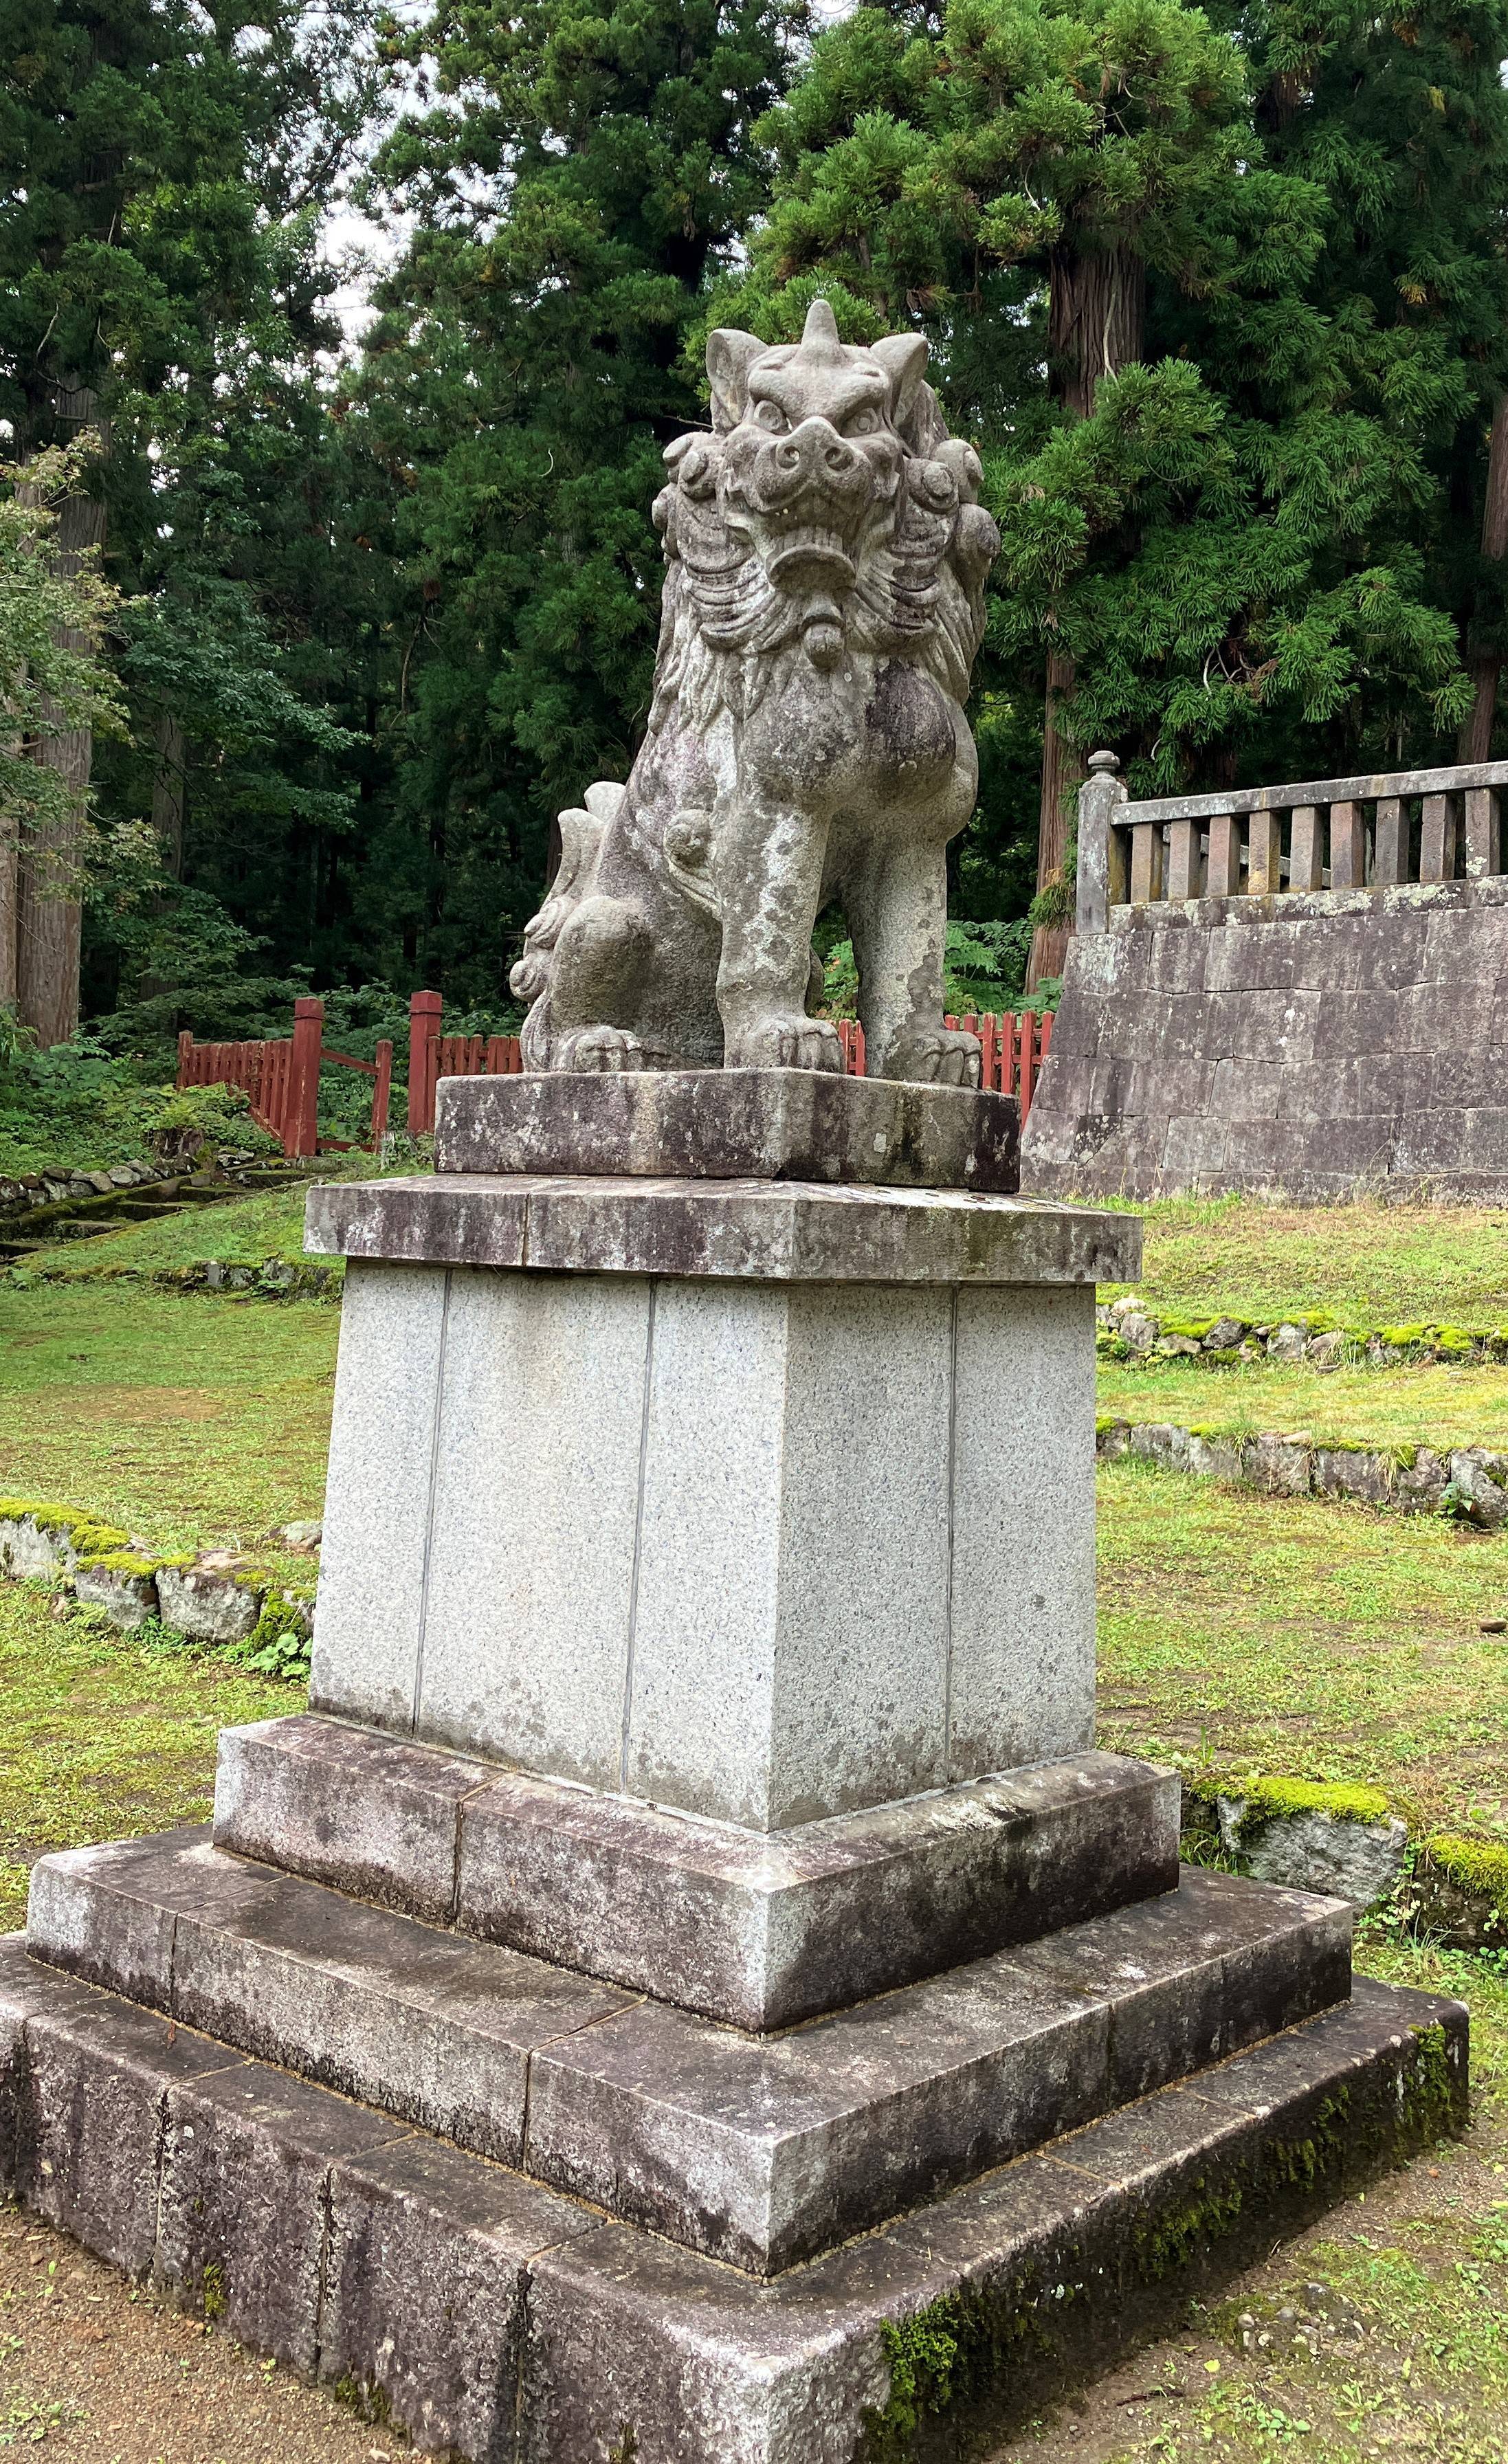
[1373,798,1408,885]
[287,998,324,1160]
[408,991,442,1135]
[370,1041,392,1148]
[1420,792,1458,883]
[1465,787,1502,880]
[176,1030,193,1090]
[1329,801,1365,889]
[1246,809,1280,896]
[1288,805,1323,891]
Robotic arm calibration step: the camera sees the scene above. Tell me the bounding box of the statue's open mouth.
[766,526,857,597]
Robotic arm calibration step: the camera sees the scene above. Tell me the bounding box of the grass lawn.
[1098,1454,1508,1828]
[1109,1192,1508,1330]
[0,1281,337,1560]
[1096,1354,1508,1451]
[0,1582,305,1931]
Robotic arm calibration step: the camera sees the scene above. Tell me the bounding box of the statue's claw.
[886,1028,982,1089]
[724,1013,845,1074]
[559,1025,649,1074]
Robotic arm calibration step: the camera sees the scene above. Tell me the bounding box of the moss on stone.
[1133,2178,1245,2279]
[75,1551,157,1579]
[1425,1832,1508,1918]
[0,1498,130,1555]
[1186,1771,1391,1828]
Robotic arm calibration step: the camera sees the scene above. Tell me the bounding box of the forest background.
[3,0,1508,1144]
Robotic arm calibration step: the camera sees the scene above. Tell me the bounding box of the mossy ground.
[0,1581,306,1930]
[1103,1194,1508,1331]
[1097,1352,1508,1452]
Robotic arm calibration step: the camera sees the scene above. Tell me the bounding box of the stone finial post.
[1076,750,1127,936]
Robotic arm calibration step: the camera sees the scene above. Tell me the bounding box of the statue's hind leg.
[547,896,653,1072]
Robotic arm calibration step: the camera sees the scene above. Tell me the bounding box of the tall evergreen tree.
[731,0,1504,975]
[0,0,377,1039]
[350,0,803,1003]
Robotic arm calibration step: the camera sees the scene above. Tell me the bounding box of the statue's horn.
[801,296,843,355]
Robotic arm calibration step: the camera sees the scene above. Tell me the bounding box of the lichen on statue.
[510,298,1001,1085]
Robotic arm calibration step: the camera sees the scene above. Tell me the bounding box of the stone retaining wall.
[1098,1414,1508,1524]
[1022,877,1508,1201]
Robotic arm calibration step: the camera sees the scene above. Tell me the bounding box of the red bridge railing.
[176,999,392,1160]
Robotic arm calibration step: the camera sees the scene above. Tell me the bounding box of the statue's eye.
[753,400,788,432]
[845,407,880,436]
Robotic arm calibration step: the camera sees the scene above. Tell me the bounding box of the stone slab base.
[434,1066,1021,1192]
[0,1938,1465,2463]
[29,1830,1351,2276]
[212,1716,1182,2028]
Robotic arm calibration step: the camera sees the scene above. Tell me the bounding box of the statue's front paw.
[559,1025,648,1074]
[725,1013,845,1074]
[887,1027,982,1088]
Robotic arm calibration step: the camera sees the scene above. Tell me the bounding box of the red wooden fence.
[405,990,524,1135]
[179,991,1052,1155]
[177,999,392,1161]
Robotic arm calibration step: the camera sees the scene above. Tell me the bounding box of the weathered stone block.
[305,1171,1140,1287]
[1024,887,1508,1201]
[321,2135,591,2456]
[214,1713,488,1924]
[434,1067,1021,1192]
[157,2060,406,2365]
[215,1717,1179,2030]
[155,1562,261,1644]
[30,1830,635,2167]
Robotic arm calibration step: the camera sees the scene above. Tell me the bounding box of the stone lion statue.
[510,298,1000,1084]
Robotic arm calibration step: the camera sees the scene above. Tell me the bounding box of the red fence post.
[408,991,442,1135]
[287,997,324,1160]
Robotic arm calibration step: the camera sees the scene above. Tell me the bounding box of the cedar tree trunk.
[1026,247,1145,990]
[1458,397,1508,764]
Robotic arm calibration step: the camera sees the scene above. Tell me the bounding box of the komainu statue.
[510,298,1000,1084]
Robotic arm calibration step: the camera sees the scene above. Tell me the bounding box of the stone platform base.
[0,1938,1465,2463]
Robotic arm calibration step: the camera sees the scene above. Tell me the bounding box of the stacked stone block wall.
[1022,878,1508,1201]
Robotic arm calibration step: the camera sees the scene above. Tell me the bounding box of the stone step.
[28,1829,1351,2276]
[0,1937,1466,2464]
[213,1712,1182,2030]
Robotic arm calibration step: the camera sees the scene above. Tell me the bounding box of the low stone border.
[0,1498,316,1677]
[1177,1769,1507,1946]
[1100,1294,1508,1368]
[6,1256,342,1300]
[0,1150,267,1217]
[1098,1413,1508,1525]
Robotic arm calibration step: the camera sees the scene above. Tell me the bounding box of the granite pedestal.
[8,1069,1467,2460]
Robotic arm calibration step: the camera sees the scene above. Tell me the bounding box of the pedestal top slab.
[304,1172,1140,1286]
[434,1068,1020,1192]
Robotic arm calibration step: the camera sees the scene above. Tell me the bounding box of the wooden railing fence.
[177,999,392,1160]
[179,990,1050,1155]
[1076,750,1508,933]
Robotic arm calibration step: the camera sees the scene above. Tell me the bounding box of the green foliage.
[865,2298,964,2459]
